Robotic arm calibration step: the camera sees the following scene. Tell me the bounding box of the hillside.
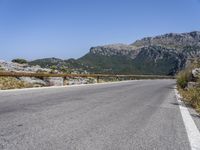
[29,31,200,75]
[29,57,89,74]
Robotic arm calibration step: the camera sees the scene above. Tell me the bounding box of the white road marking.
[175,88,200,150]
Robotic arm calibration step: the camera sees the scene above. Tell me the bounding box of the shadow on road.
[170,102,180,106]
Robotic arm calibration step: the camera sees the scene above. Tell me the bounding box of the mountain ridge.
[29,31,200,75]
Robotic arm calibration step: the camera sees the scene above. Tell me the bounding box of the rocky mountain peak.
[131,31,200,49]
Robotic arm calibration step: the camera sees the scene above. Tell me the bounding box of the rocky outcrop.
[132,31,200,49]
[186,67,200,89]
[0,60,51,73]
[0,60,58,87]
[0,60,96,88]
[90,44,140,59]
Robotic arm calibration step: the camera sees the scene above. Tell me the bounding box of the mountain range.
[29,31,200,75]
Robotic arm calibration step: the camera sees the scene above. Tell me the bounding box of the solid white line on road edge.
[175,88,200,150]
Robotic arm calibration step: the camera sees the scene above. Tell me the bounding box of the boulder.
[192,68,200,78]
[187,82,198,89]
[64,77,96,85]
[19,77,47,87]
[44,77,64,86]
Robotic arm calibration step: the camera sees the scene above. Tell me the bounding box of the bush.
[50,65,57,70]
[177,70,192,89]
[12,58,28,64]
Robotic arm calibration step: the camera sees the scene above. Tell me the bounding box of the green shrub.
[50,65,57,70]
[60,66,70,73]
[12,58,28,64]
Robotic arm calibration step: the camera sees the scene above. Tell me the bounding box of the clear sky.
[0,0,200,60]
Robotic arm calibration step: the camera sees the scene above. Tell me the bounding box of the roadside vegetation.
[177,59,200,112]
[0,77,33,90]
[0,65,33,90]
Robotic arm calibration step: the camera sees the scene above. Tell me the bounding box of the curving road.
[0,80,194,149]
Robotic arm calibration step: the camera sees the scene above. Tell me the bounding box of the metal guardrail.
[0,71,175,83]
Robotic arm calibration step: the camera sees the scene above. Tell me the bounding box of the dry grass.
[179,87,200,112]
[0,77,33,90]
[176,69,192,89]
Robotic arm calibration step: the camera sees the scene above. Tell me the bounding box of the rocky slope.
[0,60,96,89]
[132,31,200,49]
[0,60,51,73]
[30,31,200,75]
[0,60,53,87]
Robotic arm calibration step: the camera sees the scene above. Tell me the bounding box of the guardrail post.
[97,76,100,83]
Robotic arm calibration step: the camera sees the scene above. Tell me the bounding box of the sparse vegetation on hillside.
[29,58,88,74]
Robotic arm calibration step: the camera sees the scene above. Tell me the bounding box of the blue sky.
[0,0,200,60]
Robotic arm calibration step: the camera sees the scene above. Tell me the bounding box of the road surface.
[0,80,196,149]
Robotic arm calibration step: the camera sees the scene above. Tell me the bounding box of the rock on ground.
[19,77,47,87]
[192,68,200,78]
[44,77,64,86]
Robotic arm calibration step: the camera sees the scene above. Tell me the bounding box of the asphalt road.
[0,80,193,150]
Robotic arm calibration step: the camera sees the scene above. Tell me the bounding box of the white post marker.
[175,88,200,150]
